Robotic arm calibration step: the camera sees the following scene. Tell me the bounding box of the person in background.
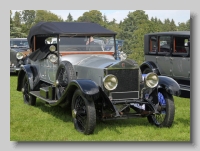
[86,36,102,51]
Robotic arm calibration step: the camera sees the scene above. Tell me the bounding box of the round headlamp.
[49,45,56,52]
[145,73,159,88]
[16,52,24,60]
[48,54,58,63]
[103,74,118,91]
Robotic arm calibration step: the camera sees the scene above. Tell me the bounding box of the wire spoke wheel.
[147,90,175,127]
[22,75,36,106]
[72,89,96,135]
[74,96,87,131]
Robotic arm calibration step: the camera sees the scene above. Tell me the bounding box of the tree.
[103,14,108,24]
[34,10,63,24]
[77,10,104,26]
[21,10,36,35]
[185,19,190,31]
[10,26,26,38]
[117,10,150,64]
[118,10,149,49]
[13,11,22,27]
[163,18,171,31]
[170,19,177,31]
[66,13,73,22]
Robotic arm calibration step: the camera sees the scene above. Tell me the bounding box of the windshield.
[10,39,29,48]
[49,36,115,52]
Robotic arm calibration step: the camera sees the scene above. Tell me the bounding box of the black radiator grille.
[107,69,139,92]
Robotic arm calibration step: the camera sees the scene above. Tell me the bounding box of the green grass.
[10,74,190,141]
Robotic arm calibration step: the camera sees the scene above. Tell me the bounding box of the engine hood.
[60,54,139,69]
[61,54,118,69]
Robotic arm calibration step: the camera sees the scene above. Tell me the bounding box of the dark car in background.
[140,31,190,97]
[10,38,31,73]
[17,22,180,135]
[104,39,124,51]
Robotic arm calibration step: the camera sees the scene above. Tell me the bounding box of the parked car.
[10,38,31,73]
[104,39,124,51]
[16,22,180,135]
[140,31,190,93]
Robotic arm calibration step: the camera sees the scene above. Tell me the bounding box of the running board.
[30,91,58,104]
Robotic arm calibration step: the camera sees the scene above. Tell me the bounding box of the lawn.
[10,73,190,141]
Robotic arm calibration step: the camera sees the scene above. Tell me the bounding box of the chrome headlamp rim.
[145,72,159,88]
[16,52,24,60]
[103,74,118,91]
[48,54,58,63]
[49,45,56,52]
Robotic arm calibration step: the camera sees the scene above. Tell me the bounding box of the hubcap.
[72,109,77,118]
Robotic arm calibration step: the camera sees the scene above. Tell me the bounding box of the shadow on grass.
[35,100,73,122]
[34,100,151,134]
[10,72,18,76]
[173,117,190,126]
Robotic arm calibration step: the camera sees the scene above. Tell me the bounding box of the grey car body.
[140,31,190,92]
[17,22,180,135]
[10,38,31,73]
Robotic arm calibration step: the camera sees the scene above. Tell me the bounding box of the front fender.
[58,79,100,106]
[140,61,160,75]
[17,65,39,91]
[158,76,181,96]
[70,79,100,101]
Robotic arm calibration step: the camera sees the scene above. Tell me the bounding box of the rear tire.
[147,89,175,127]
[71,89,96,135]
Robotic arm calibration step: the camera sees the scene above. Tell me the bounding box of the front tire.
[22,75,36,106]
[71,89,96,135]
[147,89,175,127]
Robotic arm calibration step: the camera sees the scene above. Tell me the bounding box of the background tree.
[106,18,121,35]
[34,10,63,24]
[118,11,149,51]
[21,10,36,35]
[10,10,26,38]
[169,19,177,31]
[13,11,22,27]
[77,10,104,26]
[10,10,190,64]
[66,13,73,22]
[177,19,190,31]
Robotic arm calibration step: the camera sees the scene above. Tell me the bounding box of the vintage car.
[10,38,31,73]
[140,31,190,93]
[17,22,180,135]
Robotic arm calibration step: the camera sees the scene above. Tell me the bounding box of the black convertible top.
[27,22,116,46]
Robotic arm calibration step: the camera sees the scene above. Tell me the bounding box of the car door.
[171,36,190,79]
[171,56,190,79]
[156,35,173,77]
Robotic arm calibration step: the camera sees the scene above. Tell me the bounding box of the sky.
[11,10,190,26]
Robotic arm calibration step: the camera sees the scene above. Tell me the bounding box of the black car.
[10,38,31,73]
[140,31,190,94]
[16,22,180,135]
